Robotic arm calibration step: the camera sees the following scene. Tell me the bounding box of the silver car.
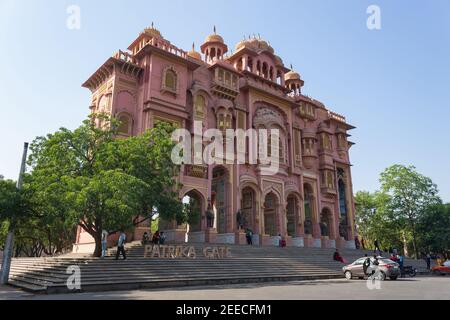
[343,257,400,281]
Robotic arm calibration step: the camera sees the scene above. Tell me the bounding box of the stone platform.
[7,242,428,294]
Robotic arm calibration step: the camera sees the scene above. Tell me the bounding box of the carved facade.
[76,26,357,250]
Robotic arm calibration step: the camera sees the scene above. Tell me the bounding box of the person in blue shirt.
[397,254,404,277]
[115,230,127,260]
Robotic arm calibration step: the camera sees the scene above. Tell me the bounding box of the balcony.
[184,165,208,179]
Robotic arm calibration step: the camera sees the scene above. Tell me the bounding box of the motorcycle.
[401,266,417,277]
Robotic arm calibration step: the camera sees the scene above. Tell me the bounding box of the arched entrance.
[212,166,229,234]
[286,195,298,237]
[241,187,256,232]
[320,208,332,237]
[182,190,204,233]
[303,184,315,236]
[264,192,279,236]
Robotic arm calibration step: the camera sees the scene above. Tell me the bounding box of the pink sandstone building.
[74,25,357,252]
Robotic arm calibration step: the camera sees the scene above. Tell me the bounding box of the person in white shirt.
[115,230,127,260]
[101,230,108,259]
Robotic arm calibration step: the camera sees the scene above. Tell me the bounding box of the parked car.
[432,265,450,276]
[343,257,400,281]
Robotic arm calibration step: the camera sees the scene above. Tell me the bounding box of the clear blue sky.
[1,0,449,202]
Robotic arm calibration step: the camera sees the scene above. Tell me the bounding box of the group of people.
[101,229,128,260]
[142,231,166,246]
[99,229,167,260]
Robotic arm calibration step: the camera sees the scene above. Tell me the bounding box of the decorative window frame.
[161,65,179,96]
[194,94,207,120]
[116,112,133,137]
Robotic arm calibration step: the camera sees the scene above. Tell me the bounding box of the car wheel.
[390,276,398,281]
[344,271,352,280]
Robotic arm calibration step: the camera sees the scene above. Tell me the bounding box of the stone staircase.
[6,242,429,294]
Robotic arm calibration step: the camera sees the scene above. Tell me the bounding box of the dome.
[235,36,274,54]
[142,23,163,39]
[285,65,301,81]
[285,71,301,81]
[187,43,202,60]
[205,34,224,43]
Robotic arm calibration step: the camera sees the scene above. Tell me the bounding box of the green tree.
[26,114,183,257]
[416,203,450,255]
[355,191,403,251]
[379,165,441,258]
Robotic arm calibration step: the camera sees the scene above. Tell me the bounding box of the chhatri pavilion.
[74,25,357,252]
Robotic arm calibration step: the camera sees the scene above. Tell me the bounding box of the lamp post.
[0,142,29,285]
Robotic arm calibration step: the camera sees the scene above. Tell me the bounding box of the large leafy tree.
[355,191,403,251]
[416,203,450,255]
[26,114,183,257]
[379,165,441,258]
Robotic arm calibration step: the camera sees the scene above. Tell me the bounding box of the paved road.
[1,276,449,300]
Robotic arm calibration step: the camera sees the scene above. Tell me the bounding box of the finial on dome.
[290,64,294,70]
[214,25,217,34]
[192,42,195,50]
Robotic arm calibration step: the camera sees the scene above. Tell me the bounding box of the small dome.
[187,43,202,60]
[205,34,224,43]
[285,65,301,81]
[142,23,163,39]
[274,55,283,66]
[285,71,301,81]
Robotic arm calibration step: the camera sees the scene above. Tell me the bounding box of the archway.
[182,190,204,233]
[212,166,229,234]
[241,187,256,232]
[264,192,279,236]
[320,208,332,237]
[303,184,315,235]
[286,195,298,237]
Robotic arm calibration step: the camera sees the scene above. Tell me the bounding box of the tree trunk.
[93,231,103,257]
[412,227,419,260]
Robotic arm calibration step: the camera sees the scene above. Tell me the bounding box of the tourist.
[361,237,366,250]
[245,228,253,245]
[374,239,381,253]
[152,230,161,245]
[280,236,287,248]
[142,232,150,246]
[398,253,405,277]
[333,249,345,263]
[115,230,127,260]
[363,256,371,275]
[276,234,282,247]
[426,253,432,270]
[160,232,167,245]
[101,229,108,259]
[390,253,398,262]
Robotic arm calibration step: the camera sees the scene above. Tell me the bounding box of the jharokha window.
[117,113,132,136]
[268,135,285,163]
[162,67,178,94]
[217,112,232,132]
[322,170,335,189]
[194,95,206,119]
[320,133,332,150]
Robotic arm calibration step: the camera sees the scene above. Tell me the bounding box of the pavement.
[1,276,449,300]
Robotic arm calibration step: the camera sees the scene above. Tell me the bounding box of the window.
[339,179,348,216]
[162,67,178,94]
[117,114,132,136]
[320,133,332,150]
[194,95,206,119]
